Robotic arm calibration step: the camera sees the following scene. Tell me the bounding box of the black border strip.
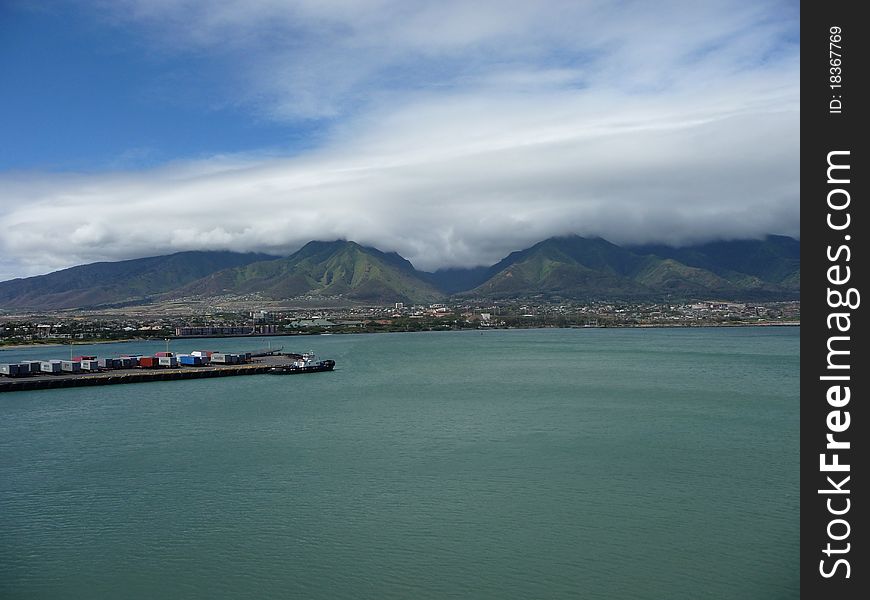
[801,2,867,596]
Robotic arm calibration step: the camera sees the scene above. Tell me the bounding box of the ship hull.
[268,360,335,375]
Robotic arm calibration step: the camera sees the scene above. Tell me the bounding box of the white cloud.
[0,0,799,280]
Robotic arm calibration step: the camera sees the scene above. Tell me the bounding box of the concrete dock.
[0,355,305,393]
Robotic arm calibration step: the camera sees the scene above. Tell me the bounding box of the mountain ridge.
[174,240,444,305]
[0,236,800,309]
[0,251,280,310]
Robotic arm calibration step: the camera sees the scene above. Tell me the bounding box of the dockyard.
[0,352,329,393]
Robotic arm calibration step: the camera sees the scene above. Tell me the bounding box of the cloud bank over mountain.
[0,0,799,280]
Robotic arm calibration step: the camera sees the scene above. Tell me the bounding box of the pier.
[0,355,299,393]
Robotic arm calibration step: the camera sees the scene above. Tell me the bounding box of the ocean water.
[0,327,799,599]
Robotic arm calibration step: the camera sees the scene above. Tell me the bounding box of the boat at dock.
[268,352,335,375]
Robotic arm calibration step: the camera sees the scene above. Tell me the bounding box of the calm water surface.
[0,327,799,599]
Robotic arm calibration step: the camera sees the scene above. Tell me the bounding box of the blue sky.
[0,0,799,280]
[0,3,322,170]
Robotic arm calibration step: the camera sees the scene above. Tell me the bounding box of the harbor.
[1,327,800,598]
[0,351,334,393]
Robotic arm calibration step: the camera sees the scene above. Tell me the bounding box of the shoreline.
[0,321,800,351]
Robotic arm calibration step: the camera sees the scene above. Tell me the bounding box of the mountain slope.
[463,235,799,300]
[178,240,444,304]
[420,266,496,295]
[470,237,648,298]
[630,236,800,288]
[0,236,801,309]
[0,251,280,310]
[630,256,737,293]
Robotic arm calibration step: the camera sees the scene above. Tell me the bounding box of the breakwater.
[0,357,290,393]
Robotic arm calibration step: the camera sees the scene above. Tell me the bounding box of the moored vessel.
[268,352,335,374]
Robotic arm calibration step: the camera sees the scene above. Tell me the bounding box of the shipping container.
[98,358,114,369]
[41,361,63,374]
[0,364,21,377]
[179,355,203,366]
[121,355,142,366]
[211,353,240,364]
[81,360,100,371]
[72,355,96,361]
[139,357,158,368]
[61,361,82,373]
[155,351,174,358]
[16,363,31,375]
[26,361,42,373]
[119,357,133,368]
[190,351,215,362]
[158,356,178,367]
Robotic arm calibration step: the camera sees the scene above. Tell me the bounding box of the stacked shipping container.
[2,347,255,379]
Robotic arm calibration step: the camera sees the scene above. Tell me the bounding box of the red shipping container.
[139,357,158,368]
[155,351,173,357]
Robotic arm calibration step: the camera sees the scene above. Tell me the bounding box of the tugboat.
[268,352,336,374]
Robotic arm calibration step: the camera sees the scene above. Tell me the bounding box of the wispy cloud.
[0,0,799,280]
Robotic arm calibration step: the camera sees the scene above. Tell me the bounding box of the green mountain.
[0,236,800,309]
[461,235,799,300]
[420,266,495,295]
[630,256,737,294]
[0,251,279,310]
[178,240,444,304]
[630,235,800,289]
[470,237,646,298]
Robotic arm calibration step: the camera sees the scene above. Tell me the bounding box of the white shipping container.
[1,364,20,376]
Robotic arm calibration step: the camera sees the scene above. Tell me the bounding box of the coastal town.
[0,299,800,346]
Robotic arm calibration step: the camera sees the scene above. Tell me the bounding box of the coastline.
[0,321,799,351]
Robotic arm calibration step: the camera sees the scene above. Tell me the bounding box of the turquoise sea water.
[0,327,799,599]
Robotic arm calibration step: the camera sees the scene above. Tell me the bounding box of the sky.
[0,0,799,281]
